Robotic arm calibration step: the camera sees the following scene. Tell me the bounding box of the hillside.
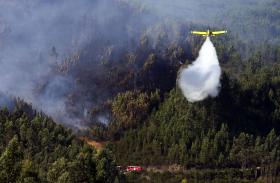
[1,0,280,182]
[1,0,280,128]
[0,100,122,183]
[124,0,280,44]
[108,65,280,182]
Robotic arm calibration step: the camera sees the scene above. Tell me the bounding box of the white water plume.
[178,37,221,102]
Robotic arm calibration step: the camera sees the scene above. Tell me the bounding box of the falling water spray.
[178,37,221,102]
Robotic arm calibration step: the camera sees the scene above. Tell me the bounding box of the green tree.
[47,158,68,183]
[96,149,118,183]
[0,135,22,183]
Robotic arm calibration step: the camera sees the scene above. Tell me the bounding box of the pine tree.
[0,135,22,183]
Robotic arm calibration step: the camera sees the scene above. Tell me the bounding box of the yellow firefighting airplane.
[191,29,227,37]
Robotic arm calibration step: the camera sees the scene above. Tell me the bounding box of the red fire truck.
[126,166,143,172]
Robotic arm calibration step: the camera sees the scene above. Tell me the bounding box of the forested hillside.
[111,67,280,161]
[124,0,280,44]
[0,100,122,183]
[109,63,280,182]
[2,0,280,128]
[1,0,280,182]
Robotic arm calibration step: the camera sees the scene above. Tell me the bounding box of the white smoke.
[178,37,221,102]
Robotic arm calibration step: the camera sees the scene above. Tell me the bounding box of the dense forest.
[1,0,280,182]
[110,67,280,182]
[0,100,123,182]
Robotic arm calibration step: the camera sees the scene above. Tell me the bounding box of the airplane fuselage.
[205,30,214,37]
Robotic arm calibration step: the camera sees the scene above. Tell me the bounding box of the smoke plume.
[0,0,155,128]
[178,37,221,102]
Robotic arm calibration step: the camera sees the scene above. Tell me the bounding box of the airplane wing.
[212,30,227,35]
[191,31,208,35]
